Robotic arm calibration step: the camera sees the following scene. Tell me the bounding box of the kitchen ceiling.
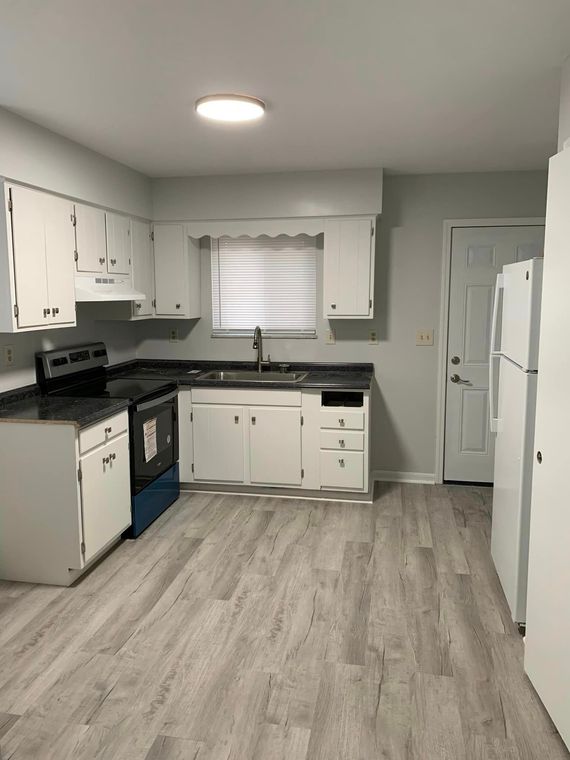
[0,0,569,177]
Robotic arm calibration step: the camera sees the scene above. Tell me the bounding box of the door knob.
[450,374,471,385]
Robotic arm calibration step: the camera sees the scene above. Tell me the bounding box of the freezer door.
[491,356,537,623]
[500,258,543,371]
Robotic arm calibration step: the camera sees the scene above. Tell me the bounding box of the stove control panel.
[36,342,109,384]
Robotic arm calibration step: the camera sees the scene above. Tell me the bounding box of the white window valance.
[185,217,325,240]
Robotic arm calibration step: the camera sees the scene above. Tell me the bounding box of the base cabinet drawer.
[320,450,364,490]
[79,411,128,455]
[320,410,364,431]
[320,429,364,451]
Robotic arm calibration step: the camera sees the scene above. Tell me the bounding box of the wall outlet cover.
[416,329,434,346]
[325,329,336,345]
[368,330,379,345]
[4,345,14,367]
[169,328,179,343]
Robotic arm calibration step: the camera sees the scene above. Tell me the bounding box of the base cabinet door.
[249,407,302,486]
[80,432,131,563]
[192,405,244,482]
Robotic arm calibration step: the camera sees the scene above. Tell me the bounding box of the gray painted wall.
[137,170,548,477]
[0,107,150,392]
[559,56,570,150]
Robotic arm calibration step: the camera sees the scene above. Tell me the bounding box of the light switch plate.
[169,328,179,343]
[368,330,379,345]
[416,329,434,346]
[325,329,336,345]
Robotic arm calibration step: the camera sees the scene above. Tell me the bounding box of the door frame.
[434,217,545,484]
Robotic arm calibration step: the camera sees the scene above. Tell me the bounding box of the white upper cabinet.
[131,219,154,317]
[153,223,201,319]
[74,203,107,273]
[106,212,131,275]
[2,184,76,331]
[323,217,376,319]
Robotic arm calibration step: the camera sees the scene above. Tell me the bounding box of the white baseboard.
[372,470,436,485]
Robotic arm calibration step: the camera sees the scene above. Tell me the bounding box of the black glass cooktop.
[53,377,176,403]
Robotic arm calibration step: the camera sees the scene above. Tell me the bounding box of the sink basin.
[194,369,308,383]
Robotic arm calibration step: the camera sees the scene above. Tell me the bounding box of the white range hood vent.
[75,274,146,302]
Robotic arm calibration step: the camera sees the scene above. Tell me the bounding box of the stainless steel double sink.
[193,369,308,383]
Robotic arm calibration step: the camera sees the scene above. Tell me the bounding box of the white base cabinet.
[178,387,370,495]
[0,411,131,586]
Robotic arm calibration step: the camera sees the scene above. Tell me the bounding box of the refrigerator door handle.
[490,272,505,355]
[489,354,500,433]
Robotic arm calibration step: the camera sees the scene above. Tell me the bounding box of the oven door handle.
[134,389,178,413]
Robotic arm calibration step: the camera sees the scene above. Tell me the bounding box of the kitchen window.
[211,234,317,337]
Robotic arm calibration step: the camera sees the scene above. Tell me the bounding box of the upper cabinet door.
[106,212,131,275]
[153,223,189,316]
[131,220,154,316]
[323,217,375,319]
[44,194,76,326]
[74,204,107,273]
[9,185,50,328]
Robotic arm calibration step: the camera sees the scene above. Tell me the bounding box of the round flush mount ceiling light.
[195,94,266,122]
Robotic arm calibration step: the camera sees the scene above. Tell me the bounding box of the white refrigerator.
[489,257,543,627]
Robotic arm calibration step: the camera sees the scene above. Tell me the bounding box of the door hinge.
[301,415,304,426]
[129,258,131,265]
[152,298,156,308]
[80,541,85,554]
[191,463,194,474]
[71,213,76,227]
[150,230,154,242]
[13,304,18,318]
[369,299,372,309]
[77,466,82,482]
[8,197,13,213]
[301,468,304,479]
[190,411,193,422]
[74,251,79,262]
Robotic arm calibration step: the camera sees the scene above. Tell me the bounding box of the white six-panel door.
[444,225,544,483]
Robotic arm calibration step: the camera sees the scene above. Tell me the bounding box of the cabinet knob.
[251,416,256,425]
[53,307,59,315]
[46,308,51,315]
[234,415,239,424]
[110,453,116,461]
[338,418,345,426]
[105,426,112,434]
[536,451,542,464]
[339,439,345,448]
[99,257,105,265]
[176,303,181,309]
[339,458,345,467]
[331,303,337,309]
[103,456,110,465]
[136,302,142,309]
[43,308,48,318]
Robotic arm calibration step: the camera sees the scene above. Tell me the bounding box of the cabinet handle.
[251,416,256,425]
[110,453,116,461]
[339,439,345,448]
[176,303,181,309]
[103,456,110,465]
[339,458,345,467]
[234,415,239,424]
[105,426,112,434]
[99,257,105,265]
[331,303,336,309]
[43,308,48,318]
[136,302,142,309]
[338,418,345,426]
[53,307,59,316]
[46,308,51,316]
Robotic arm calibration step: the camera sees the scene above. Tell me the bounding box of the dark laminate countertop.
[0,395,129,429]
[109,360,374,390]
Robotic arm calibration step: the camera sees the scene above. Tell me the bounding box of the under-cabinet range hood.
[74,274,146,302]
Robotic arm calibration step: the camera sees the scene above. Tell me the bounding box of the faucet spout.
[253,325,269,373]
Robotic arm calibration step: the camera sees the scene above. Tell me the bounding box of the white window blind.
[211,235,317,337]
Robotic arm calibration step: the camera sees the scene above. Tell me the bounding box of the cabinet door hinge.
[77,466,82,482]
[191,463,194,474]
[369,299,372,309]
[150,230,154,242]
[71,213,77,227]
[190,411,193,422]
[152,298,156,308]
[8,196,13,213]
[371,226,374,236]
[301,468,304,479]
[301,415,304,426]
[74,251,79,262]
[13,304,18,318]
[80,541,86,554]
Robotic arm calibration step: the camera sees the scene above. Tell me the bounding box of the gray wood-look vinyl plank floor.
[0,483,568,759]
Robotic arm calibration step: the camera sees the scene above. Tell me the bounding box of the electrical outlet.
[368,330,378,345]
[169,328,179,343]
[416,329,434,346]
[3,345,14,367]
[325,328,336,345]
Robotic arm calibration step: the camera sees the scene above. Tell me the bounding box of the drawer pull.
[251,416,256,425]
[234,415,239,424]
[338,418,345,427]
[176,303,181,309]
[339,439,345,448]
[105,426,112,434]
[331,303,337,309]
[110,453,116,461]
[339,458,345,467]
[103,456,110,465]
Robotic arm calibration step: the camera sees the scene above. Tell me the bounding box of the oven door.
[130,389,179,494]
